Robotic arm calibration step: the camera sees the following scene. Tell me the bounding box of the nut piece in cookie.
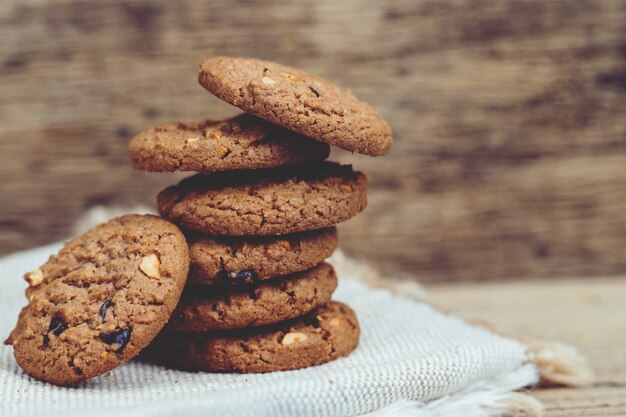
[140,254,161,279]
[25,268,44,287]
[281,332,308,346]
[5,214,189,385]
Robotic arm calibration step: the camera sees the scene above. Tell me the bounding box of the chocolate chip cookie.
[151,301,359,372]
[129,114,330,172]
[157,162,367,236]
[5,215,190,385]
[167,262,337,332]
[188,227,337,286]
[198,56,392,156]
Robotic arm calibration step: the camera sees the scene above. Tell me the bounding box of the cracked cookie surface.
[157,162,367,236]
[188,228,337,286]
[5,215,190,385]
[149,301,359,372]
[129,113,330,172]
[199,57,392,157]
[167,262,337,332]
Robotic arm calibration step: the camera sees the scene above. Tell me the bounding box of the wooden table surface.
[430,277,626,416]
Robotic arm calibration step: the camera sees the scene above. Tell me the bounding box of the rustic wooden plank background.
[0,0,625,281]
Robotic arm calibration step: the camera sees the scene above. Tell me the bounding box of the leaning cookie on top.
[131,56,391,374]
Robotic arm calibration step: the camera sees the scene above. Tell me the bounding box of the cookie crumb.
[186,136,200,144]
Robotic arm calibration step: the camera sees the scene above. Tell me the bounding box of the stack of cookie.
[130,57,392,373]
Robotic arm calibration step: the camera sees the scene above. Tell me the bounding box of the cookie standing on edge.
[198,57,392,157]
[188,228,338,286]
[4,215,190,385]
[157,162,367,236]
[129,114,330,173]
[167,263,338,332]
[151,301,359,373]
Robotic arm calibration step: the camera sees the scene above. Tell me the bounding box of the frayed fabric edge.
[363,364,541,417]
[465,321,593,389]
[524,338,593,388]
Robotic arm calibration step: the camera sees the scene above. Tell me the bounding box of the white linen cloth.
[0,243,538,417]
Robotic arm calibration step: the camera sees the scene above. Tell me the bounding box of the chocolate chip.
[43,315,68,347]
[49,316,68,336]
[308,86,320,97]
[99,300,112,321]
[230,269,257,285]
[100,328,132,354]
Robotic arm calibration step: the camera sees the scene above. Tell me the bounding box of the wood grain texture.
[0,0,625,281]
[430,277,626,416]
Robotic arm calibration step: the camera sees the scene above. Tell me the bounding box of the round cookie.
[129,113,330,173]
[4,215,190,385]
[167,262,337,332]
[188,228,337,286]
[198,56,392,157]
[157,162,367,236]
[151,301,359,372]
